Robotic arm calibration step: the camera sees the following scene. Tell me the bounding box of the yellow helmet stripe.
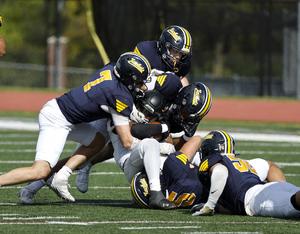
[130,176,149,208]
[180,27,191,51]
[221,130,233,154]
[199,85,212,117]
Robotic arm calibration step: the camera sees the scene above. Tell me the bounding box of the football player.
[19,85,179,204]
[131,136,206,209]
[1,52,151,200]
[134,25,192,87]
[76,82,211,194]
[131,83,213,209]
[74,24,193,191]
[19,82,210,204]
[192,130,300,218]
[108,116,177,210]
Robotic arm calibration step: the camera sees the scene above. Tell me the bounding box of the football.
[147,121,164,141]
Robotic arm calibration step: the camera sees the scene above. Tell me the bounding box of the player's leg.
[76,143,114,193]
[246,182,300,218]
[50,123,107,202]
[266,160,286,182]
[20,121,109,202]
[0,100,71,186]
[247,158,269,182]
[0,160,51,186]
[75,119,112,193]
[124,138,176,209]
[247,158,286,182]
[19,157,71,204]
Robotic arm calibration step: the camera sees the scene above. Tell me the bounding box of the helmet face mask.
[173,82,212,128]
[136,89,169,120]
[159,25,192,71]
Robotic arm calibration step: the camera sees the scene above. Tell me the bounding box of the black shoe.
[149,191,176,210]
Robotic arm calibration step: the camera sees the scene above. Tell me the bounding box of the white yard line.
[1,119,300,142]
[120,226,202,230]
[0,220,297,226]
[3,216,80,220]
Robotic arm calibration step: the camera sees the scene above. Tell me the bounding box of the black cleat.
[149,191,176,210]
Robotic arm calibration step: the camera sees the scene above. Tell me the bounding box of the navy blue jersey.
[57,64,133,124]
[134,41,190,77]
[154,73,182,101]
[161,152,204,208]
[199,153,263,214]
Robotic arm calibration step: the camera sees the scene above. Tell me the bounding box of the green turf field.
[0,128,300,233]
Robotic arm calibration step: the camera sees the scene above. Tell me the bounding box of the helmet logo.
[192,88,201,106]
[128,58,145,74]
[167,28,181,42]
[203,134,213,140]
[139,178,149,196]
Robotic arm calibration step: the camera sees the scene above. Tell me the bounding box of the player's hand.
[130,105,148,123]
[150,69,165,77]
[159,142,175,155]
[191,203,214,216]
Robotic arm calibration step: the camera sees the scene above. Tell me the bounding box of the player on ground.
[192,130,300,218]
[131,83,213,208]
[131,136,206,209]
[0,52,151,200]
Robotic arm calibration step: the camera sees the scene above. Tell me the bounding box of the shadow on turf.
[16,199,136,208]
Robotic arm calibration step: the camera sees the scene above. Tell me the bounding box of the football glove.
[191,203,214,216]
[130,105,148,123]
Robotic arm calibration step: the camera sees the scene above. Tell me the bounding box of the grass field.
[0,122,300,233]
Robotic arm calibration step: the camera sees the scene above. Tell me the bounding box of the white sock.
[57,166,72,180]
[142,139,161,191]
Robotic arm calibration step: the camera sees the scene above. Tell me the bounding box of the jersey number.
[168,191,196,207]
[83,70,112,92]
[226,155,257,175]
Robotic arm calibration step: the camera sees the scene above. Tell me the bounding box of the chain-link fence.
[0,61,94,89]
[0,0,298,97]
